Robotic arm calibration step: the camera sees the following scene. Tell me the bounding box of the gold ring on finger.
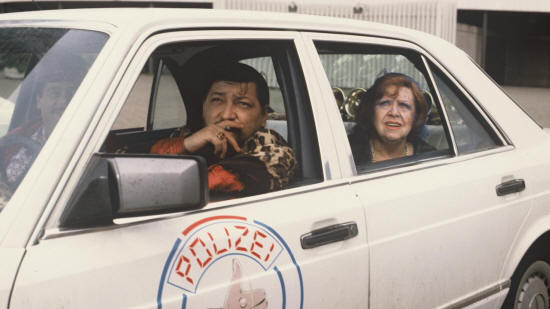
[216,132,225,141]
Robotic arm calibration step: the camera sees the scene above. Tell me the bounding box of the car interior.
[313,41,457,172]
[102,40,323,189]
[100,36,507,193]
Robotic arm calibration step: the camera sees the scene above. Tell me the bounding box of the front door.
[10,30,369,309]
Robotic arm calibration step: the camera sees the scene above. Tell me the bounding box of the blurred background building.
[1,0,549,125]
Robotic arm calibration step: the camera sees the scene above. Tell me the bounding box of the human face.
[373,86,416,144]
[202,81,267,143]
[36,81,76,132]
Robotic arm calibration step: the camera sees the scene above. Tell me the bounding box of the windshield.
[0,27,108,210]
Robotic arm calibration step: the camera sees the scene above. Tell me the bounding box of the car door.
[9,30,368,309]
[304,32,533,308]
[0,25,111,309]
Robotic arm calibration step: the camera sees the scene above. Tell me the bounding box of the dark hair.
[202,62,270,113]
[355,72,429,142]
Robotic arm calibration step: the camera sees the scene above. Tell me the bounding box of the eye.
[376,100,391,108]
[398,102,413,111]
[238,101,252,108]
[209,97,223,104]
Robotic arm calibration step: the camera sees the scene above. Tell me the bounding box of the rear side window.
[314,41,450,172]
[429,62,503,154]
[314,40,504,174]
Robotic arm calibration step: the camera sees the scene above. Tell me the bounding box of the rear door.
[305,32,532,308]
[10,30,368,309]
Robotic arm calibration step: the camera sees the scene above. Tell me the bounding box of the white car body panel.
[352,151,530,308]
[12,185,368,308]
[0,248,24,308]
[0,7,548,309]
[500,140,550,278]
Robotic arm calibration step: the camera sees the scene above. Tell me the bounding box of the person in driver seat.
[1,54,87,192]
[150,62,297,198]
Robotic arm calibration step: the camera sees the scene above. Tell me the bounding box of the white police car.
[0,8,549,309]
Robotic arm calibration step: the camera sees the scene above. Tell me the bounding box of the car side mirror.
[60,153,208,229]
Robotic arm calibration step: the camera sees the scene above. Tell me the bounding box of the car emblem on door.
[157,215,304,309]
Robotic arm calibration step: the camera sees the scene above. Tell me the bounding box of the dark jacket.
[348,124,435,166]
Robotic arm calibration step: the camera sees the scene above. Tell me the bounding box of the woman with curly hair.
[348,73,434,165]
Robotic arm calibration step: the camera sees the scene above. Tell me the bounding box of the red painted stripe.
[182,215,246,236]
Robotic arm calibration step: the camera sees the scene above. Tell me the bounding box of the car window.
[314,41,450,173]
[102,39,321,200]
[240,57,284,114]
[429,62,503,154]
[152,64,187,130]
[111,65,150,130]
[0,28,108,210]
[240,56,287,139]
[111,50,288,137]
[112,61,186,131]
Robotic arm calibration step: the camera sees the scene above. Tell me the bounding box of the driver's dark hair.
[201,62,270,113]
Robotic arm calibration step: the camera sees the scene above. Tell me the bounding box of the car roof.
[0,7,442,45]
[0,8,462,89]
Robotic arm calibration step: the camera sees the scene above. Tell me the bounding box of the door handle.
[300,222,358,249]
[496,179,526,196]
